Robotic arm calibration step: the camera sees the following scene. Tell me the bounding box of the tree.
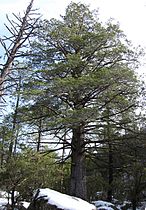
[0,0,39,113]
[119,127,146,210]
[22,2,141,199]
[0,149,62,209]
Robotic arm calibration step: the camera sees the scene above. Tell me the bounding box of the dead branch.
[0,0,40,98]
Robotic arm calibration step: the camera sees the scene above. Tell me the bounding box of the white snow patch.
[0,198,9,206]
[92,200,116,210]
[98,207,114,210]
[36,188,96,210]
[0,190,19,199]
[21,201,30,209]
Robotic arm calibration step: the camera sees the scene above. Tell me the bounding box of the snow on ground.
[0,199,30,210]
[92,200,118,210]
[36,188,96,210]
[20,201,30,209]
[0,198,9,206]
[0,190,30,209]
[0,190,19,198]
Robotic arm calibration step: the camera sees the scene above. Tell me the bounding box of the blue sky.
[0,0,146,74]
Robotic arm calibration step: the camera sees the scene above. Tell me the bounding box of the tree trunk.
[132,198,137,210]
[70,125,87,199]
[37,119,42,152]
[106,106,114,202]
[9,189,16,210]
[107,142,113,202]
[13,76,21,154]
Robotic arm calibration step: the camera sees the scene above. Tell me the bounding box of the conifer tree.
[23,2,141,199]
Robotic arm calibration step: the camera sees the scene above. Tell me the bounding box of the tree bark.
[37,119,42,152]
[132,198,137,210]
[106,106,114,202]
[9,76,21,155]
[70,125,87,199]
[107,142,113,202]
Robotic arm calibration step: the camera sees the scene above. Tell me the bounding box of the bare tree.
[0,0,39,105]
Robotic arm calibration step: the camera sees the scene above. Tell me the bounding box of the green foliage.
[20,1,143,200]
[0,149,63,200]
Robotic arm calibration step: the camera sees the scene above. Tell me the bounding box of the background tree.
[0,0,39,114]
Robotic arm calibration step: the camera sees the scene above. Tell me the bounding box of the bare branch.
[0,0,39,99]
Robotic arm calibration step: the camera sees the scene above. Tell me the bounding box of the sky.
[0,0,146,74]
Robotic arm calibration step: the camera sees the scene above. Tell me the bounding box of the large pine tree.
[24,2,141,199]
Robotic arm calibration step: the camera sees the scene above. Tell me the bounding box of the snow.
[0,190,19,199]
[98,207,114,210]
[0,198,8,206]
[0,191,7,199]
[0,190,29,209]
[0,198,30,209]
[36,188,96,210]
[21,201,30,209]
[93,200,115,206]
[92,200,116,210]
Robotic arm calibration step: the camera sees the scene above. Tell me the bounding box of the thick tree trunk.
[70,125,87,199]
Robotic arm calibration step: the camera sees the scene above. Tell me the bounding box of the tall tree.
[0,0,39,111]
[23,2,141,199]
